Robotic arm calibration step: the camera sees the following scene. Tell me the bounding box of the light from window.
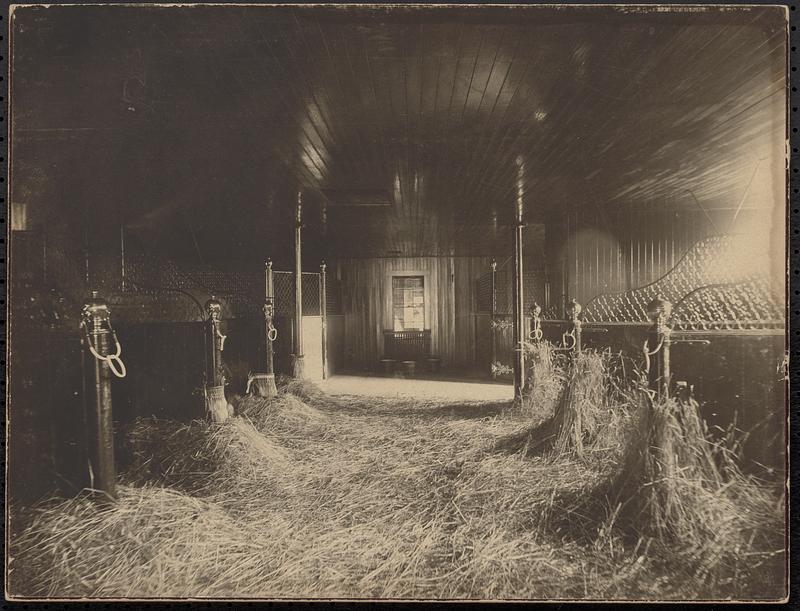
[392,276,425,331]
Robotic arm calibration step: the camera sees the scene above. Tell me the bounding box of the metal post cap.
[82,291,111,323]
[566,299,582,320]
[205,296,222,318]
[646,297,672,321]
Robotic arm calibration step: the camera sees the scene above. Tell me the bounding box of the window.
[392,276,425,331]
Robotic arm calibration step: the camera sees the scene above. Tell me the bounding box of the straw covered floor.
[9,363,785,601]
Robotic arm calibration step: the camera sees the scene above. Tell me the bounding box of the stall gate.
[273,270,325,380]
[475,256,554,380]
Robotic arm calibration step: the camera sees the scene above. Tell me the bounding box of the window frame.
[391,275,426,331]
[383,269,432,335]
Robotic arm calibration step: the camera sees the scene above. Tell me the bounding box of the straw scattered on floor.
[9,376,786,601]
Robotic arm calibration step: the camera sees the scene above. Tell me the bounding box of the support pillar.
[249,260,278,398]
[512,221,525,399]
[292,191,305,378]
[646,298,672,400]
[320,261,328,380]
[204,296,229,422]
[80,291,126,501]
[512,156,527,400]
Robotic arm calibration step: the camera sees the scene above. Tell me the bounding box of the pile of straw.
[232,392,332,443]
[550,350,608,456]
[509,348,630,459]
[9,379,785,600]
[605,392,785,592]
[277,376,334,409]
[521,340,565,416]
[9,486,273,598]
[123,416,290,512]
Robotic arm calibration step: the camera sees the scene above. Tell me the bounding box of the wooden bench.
[382,329,432,362]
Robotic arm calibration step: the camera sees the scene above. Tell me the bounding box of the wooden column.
[320,261,328,379]
[80,291,124,501]
[512,157,525,400]
[512,221,525,399]
[292,191,305,378]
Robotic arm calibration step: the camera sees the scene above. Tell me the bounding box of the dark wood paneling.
[326,314,345,374]
[336,256,492,370]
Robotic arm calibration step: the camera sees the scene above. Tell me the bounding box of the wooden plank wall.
[326,315,345,375]
[334,256,493,371]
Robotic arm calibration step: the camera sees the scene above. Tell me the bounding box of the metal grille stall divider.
[270,270,324,376]
[522,234,785,476]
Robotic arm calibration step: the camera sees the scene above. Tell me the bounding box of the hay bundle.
[522,340,565,416]
[608,392,784,586]
[497,349,632,460]
[550,350,607,456]
[611,394,730,540]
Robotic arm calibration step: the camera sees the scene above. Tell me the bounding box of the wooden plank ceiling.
[11,5,786,263]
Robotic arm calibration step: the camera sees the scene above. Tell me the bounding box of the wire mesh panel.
[475,261,549,311]
[273,271,295,317]
[123,247,263,320]
[522,268,547,315]
[302,272,321,316]
[272,271,321,316]
[182,268,262,317]
[672,279,784,332]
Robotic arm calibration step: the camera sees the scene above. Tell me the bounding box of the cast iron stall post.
[566,299,583,355]
[512,223,525,400]
[249,260,279,397]
[529,302,543,342]
[292,191,305,378]
[513,222,525,398]
[204,296,229,422]
[81,291,126,501]
[646,298,672,400]
[264,259,278,395]
[320,261,328,380]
